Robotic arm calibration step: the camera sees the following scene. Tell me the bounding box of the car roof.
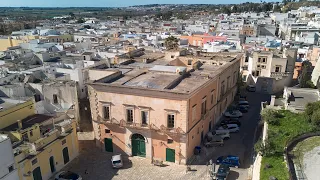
[238,100,248,103]
[112,154,121,161]
[227,155,239,160]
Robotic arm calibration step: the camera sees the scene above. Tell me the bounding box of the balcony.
[97,116,120,125]
[119,119,151,129]
[159,125,184,135]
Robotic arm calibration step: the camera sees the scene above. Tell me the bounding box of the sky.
[0,0,276,7]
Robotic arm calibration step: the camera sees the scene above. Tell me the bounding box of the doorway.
[104,138,113,152]
[131,134,146,157]
[62,147,69,164]
[49,156,55,173]
[32,167,42,180]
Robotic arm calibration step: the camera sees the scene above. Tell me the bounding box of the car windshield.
[113,160,121,164]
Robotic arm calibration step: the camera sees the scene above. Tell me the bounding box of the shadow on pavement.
[227,170,240,180]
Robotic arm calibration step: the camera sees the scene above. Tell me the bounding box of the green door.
[104,138,113,152]
[32,167,42,180]
[131,134,146,157]
[166,148,175,163]
[49,156,55,173]
[62,147,70,164]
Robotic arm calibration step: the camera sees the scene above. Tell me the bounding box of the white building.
[0,134,19,180]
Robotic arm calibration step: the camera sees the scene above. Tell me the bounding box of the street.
[61,92,270,180]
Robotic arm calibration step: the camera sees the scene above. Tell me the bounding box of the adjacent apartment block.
[241,49,297,93]
[0,98,79,180]
[87,50,241,164]
[0,134,19,180]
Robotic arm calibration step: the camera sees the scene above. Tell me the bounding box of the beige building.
[87,50,241,164]
[241,49,297,93]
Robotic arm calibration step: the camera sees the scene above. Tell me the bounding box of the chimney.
[17,120,23,129]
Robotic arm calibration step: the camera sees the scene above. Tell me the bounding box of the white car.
[218,124,240,133]
[111,154,123,168]
[214,131,230,140]
[55,171,82,180]
[224,110,243,118]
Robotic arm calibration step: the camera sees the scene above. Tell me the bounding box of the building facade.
[0,134,19,180]
[87,51,241,164]
[0,98,79,180]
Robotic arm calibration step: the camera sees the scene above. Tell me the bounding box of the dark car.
[216,155,240,168]
[237,106,248,113]
[246,85,256,92]
[215,164,230,180]
[220,119,241,127]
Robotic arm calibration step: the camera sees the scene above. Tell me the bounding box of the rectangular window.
[29,130,33,137]
[257,64,260,68]
[227,76,230,89]
[34,94,41,102]
[211,90,214,104]
[192,105,197,122]
[275,66,281,72]
[141,111,148,125]
[32,158,38,165]
[245,56,249,62]
[188,60,192,65]
[126,109,133,123]
[201,98,207,115]
[262,58,266,63]
[62,139,66,145]
[167,114,175,128]
[256,71,260,76]
[258,57,261,62]
[167,139,174,144]
[102,106,110,120]
[53,94,58,104]
[262,65,266,69]
[105,129,110,133]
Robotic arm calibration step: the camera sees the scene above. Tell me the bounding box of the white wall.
[0,135,19,180]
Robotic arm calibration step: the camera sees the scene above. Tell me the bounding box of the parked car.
[237,106,248,113]
[220,119,241,127]
[55,171,82,180]
[213,131,230,140]
[218,124,240,133]
[246,85,256,92]
[238,100,250,109]
[111,154,123,168]
[216,155,240,168]
[224,110,243,118]
[239,94,247,100]
[215,129,230,135]
[204,134,224,147]
[215,164,230,180]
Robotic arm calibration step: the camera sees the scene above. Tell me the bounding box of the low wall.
[285,132,320,180]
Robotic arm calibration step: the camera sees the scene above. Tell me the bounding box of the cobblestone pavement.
[61,92,269,180]
[61,142,210,180]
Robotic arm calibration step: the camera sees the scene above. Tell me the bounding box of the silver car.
[111,154,123,168]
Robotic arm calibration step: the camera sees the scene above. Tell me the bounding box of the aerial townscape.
[2,1,320,180]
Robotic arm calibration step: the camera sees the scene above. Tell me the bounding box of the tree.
[77,18,85,23]
[304,101,320,125]
[299,61,312,88]
[164,36,179,50]
[69,12,75,18]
